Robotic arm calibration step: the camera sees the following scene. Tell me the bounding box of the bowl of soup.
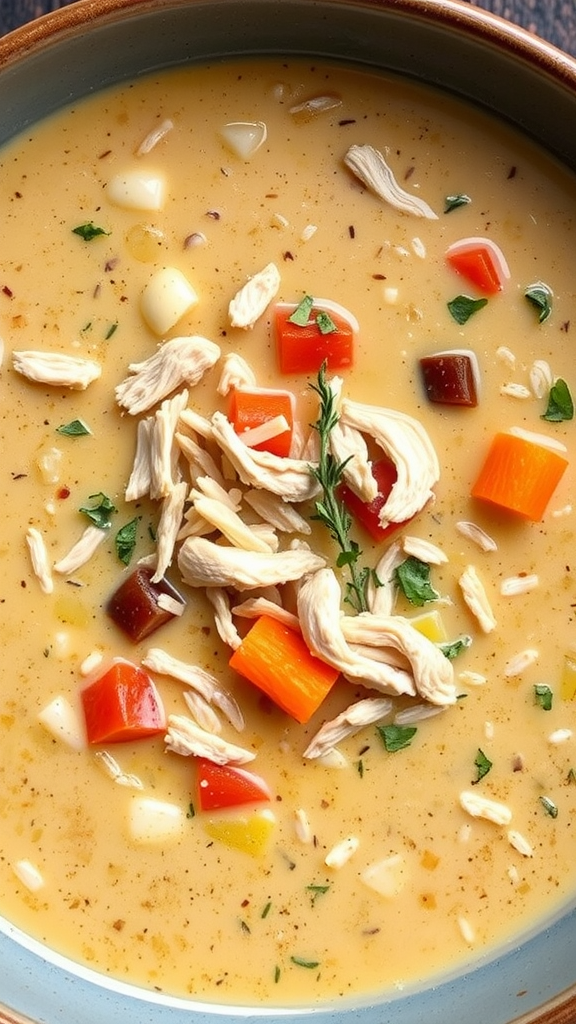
[1,1,576,1022]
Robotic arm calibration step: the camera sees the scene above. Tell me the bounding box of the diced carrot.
[471,432,568,521]
[228,386,295,458]
[81,659,166,744]
[445,237,510,295]
[274,296,357,374]
[338,457,411,542]
[196,758,272,811]
[229,614,339,723]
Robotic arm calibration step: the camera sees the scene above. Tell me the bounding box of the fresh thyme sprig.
[309,363,370,613]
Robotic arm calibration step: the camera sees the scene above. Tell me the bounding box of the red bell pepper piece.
[81,659,166,744]
[228,386,295,458]
[274,296,357,374]
[196,757,272,811]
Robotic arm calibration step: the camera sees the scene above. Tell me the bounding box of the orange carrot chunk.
[471,432,568,521]
[228,386,295,458]
[81,659,166,744]
[229,614,339,723]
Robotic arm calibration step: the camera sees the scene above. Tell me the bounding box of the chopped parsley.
[377,723,417,752]
[473,748,492,783]
[290,956,320,969]
[439,635,472,660]
[540,795,558,818]
[541,378,573,422]
[355,758,365,778]
[306,884,330,906]
[444,193,471,213]
[72,221,110,241]
[447,294,488,324]
[105,322,119,340]
[525,280,553,323]
[79,491,117,530]
[316,310,337,334]
[288,294,314,326]
[115,517,139,565]
[534,683,553,710]
[261,901,272,919]
[56,418,91,437]
[395,556,439,607]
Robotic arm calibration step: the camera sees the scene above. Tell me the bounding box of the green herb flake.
[377,723,417,753]
[315,310,338,335]
[186,802,195,819]
[115,517,139,565]
[290,956,320,970]
[105,322,119,340]
[56,418,91,438]
[444,193,471,213]
[473,748,493,784]
[261,901,272,919]
[447,294,488,324]
[79,491,117,530]
[309,363,369,613]
[395,556,440,607]
[541,378,574,422]
[288,294,314,326]
[72,221,110,242]
[540,795,558,818]
[525,281,553,323]
[439,634,472,660]
[356,758,364,778]
[534,683,553,711]
[306,884,330,906]
[274,965,281,983]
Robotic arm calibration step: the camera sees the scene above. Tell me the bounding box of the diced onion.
[220,121,267,160]
[128,796,186,844]
[107,170,166,211]
[38,695,86,751]
[140,267,198,335]
[361,853,407,897]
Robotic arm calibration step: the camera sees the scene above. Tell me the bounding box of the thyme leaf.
[79,491,117,530]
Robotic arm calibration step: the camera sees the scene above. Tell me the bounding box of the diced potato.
[409,609,448,643]
[107,170,166,211]
[140,267,198,335]
[203,808,276,856]
[128,797,186,844]
[38,695,86,751]
[361,853,408,898]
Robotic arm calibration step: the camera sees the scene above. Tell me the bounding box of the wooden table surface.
[1,0,576,56]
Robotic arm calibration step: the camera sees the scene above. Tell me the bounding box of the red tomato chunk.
[196,758,272,811]
[81,660,166,744]
[274,301,356,374]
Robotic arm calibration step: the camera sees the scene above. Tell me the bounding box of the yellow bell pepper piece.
[561,652,576,701]
[409,609,448,643]
[204,807,276,856]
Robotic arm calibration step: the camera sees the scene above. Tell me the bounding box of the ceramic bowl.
[1,2,576,1023]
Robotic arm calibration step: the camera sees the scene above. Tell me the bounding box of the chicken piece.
[205,587,242,650]
[175,431,226,488]
[232,596,301,632]
[152,480,188,583]
[303,697,393,759]
[228,261,280,329]
[190,491,274,552]
[165,714,254,765]
[297,568,416,697]
[26,527,53,594]
[459,790,512,826]
[330,420,377,502]
[142,648,244,730]
[13,350,101,389]
[402,535,448,565]
[217,352,257,395]
[150,389,188,499]
[243,489,312,534]
[459,564,497,633]
[344,144,438,219]
[54,525,107,575]
[194,476,242,511]
[367,539,404,616]
[182,689,222,734]
[125,416,154,501]
[178,535,325,590]
[210,411,319,502]
[455,520,498,552]
[340,612,456,706]
[339,398,439,526]
[115,336,221,415]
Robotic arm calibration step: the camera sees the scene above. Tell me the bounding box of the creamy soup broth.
[0,58,575,1006]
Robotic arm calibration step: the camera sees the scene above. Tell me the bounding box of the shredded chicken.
[228,261,281,329]
[459,790,512,826]
[344,144,438,219]
[142,648,244,730]
[205,587,242,650]
[165,714,255,765]
[54,525,107,575]
[150,389,188,499]
[217,352,257,395]
[210,410,320,502]
[367,539,404,615]
[178,535,325,590]
[152,480,188,582]
[339,398,439,525]
[232,597,301,632]
[190,491,274,552]
[136,117,174,155]
[125,416,154,501]
[26,527,53,594]
[243,489,312,534]
[116,336,221,415]
[341,612,456,706]
[330,419,377,502]
[402,535,448,565]
[13,350,102,389]
[182,689,222,734]
[303,697,393,759]
[459,565,497,633]
[297,568,416,697]
[455,520,498,552]
[175,431,226,488]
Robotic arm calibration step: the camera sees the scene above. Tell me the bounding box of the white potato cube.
[107,170,166,211]
[141,267,198,335]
